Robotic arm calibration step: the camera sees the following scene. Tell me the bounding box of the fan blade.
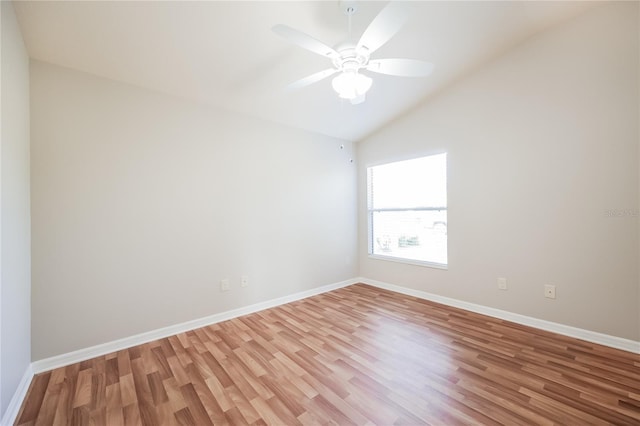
[357,2,410,54]
[287,68,338,90]
[367,59,434,77]
[272,25,339,59]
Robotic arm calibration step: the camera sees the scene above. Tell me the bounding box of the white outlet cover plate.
[498,278,507,290]
[544,284,556,299]
[221,279,230,291]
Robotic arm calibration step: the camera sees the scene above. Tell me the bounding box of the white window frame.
[367,153,448,269]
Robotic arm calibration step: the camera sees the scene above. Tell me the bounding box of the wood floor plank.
[33,380,61,426]
[248,396,289,426]
[121,402,140,426]
[16,283,640,425]
[178,384,214,426]
[223,385,261,425]
[172,407,196,426]
[18,372,51,424]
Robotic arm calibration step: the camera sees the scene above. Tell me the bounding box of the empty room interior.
[2,0,640,424]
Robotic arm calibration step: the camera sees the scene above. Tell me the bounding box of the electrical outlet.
[544,284,556,299]
[241,275,249,287]
[497,277,507,290]
[220,279,230,292]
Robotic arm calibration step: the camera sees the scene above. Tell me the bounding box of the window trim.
[367,253,449,270]
[366,153,448,270]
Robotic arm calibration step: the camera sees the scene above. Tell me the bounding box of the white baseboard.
[1,364,34,426]
[359,277,640,354]
[17,275,639,422]
[32,278,358,374]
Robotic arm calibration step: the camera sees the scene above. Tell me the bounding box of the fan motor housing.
[333,43,370,71]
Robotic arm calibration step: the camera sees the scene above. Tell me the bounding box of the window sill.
[368,254,448,270]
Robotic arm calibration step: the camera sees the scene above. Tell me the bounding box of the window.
[367,153,447,268]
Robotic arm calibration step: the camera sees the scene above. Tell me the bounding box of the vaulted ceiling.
[14,1,596,141]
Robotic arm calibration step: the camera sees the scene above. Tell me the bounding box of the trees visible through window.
[367,153,447,267]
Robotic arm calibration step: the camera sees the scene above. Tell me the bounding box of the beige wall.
[0,1,31,417]
[30,61,357,360]
[357,2,640,341]
[19,0,640,365]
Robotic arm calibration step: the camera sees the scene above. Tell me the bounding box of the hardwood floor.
[16,283,640,425]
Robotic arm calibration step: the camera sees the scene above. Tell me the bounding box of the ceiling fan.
[272,1,433,105]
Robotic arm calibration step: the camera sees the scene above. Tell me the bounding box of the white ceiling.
[13,1,596,141]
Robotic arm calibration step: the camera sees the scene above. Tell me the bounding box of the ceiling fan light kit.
[332,70,372,103]
[273,1,433,105]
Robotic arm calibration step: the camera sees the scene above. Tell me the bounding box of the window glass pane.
[370,153,447,209]
[367,153,448,266]
[371,209,447,265]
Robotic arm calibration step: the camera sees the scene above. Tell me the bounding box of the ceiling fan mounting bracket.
[340,1,358,16]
